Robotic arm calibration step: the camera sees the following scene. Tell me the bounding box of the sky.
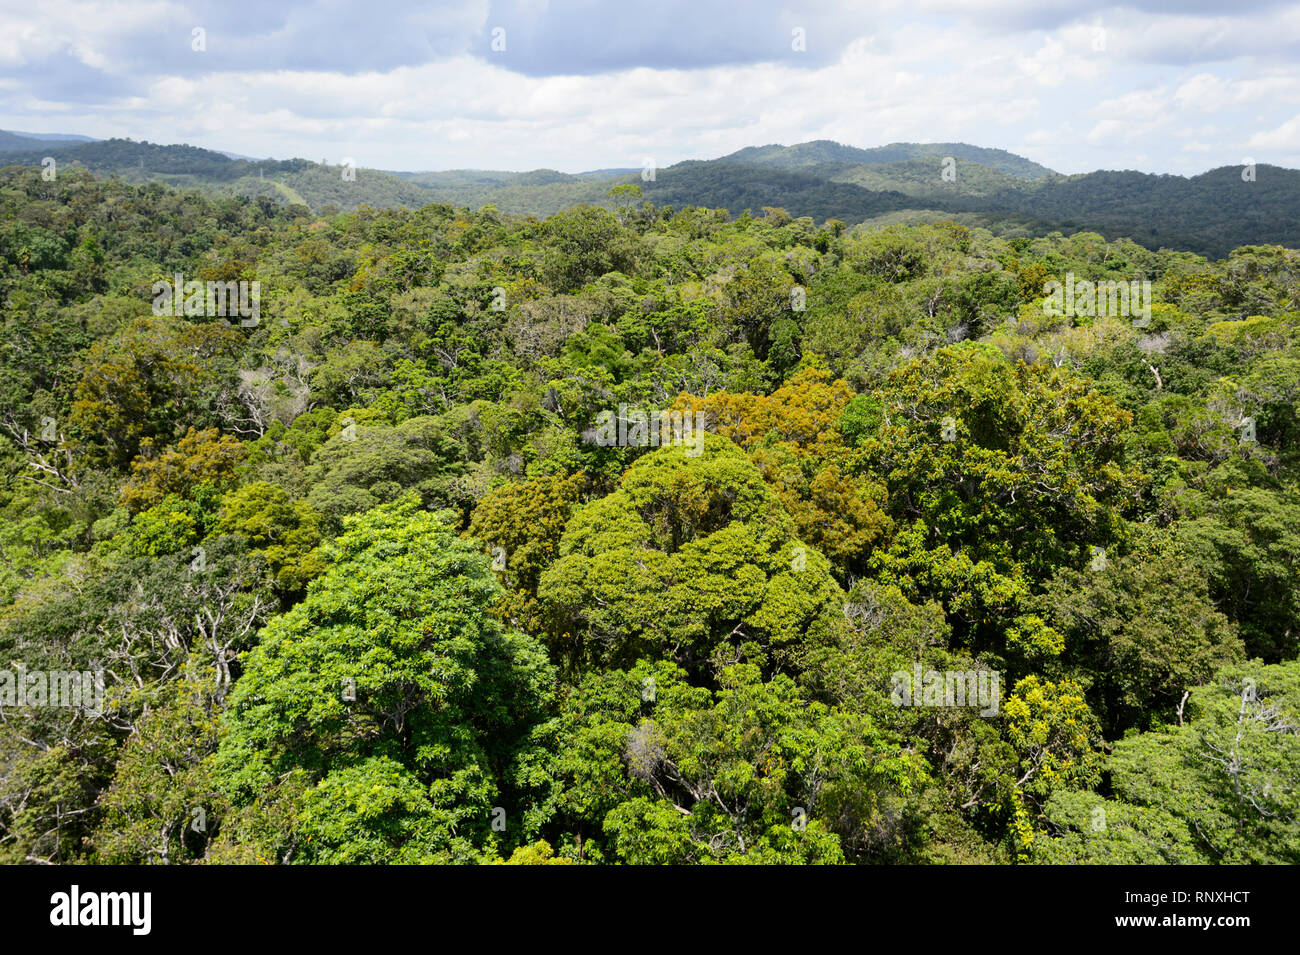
[1,0,1298,175]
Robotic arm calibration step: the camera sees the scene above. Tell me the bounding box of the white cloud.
[0,0,1296,176]
[1247,113,1300,152]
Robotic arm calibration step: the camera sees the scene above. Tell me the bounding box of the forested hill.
[636,157,1300,257]
[0,138,434,210]
[1,164,1298,865]
[0,130,97,152]
[719,139,1057,178]
[4,136,1298,257]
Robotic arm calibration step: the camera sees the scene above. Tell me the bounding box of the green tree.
[214,481,325,593]
[1037,528,1243,734]
[553,660,924,864]
[853,342,1143,649]
[1034,660,1300,864]
[216,496,557,864]
[538,435,845,678]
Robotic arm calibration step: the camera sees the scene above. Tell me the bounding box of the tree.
[541,205,639,292]
[120,427,246,513]
[851,342,1144,648]
[1176,482,1300,661]
[1036,528,1243,734]
[70,318,242,470]
[1034,660,1300,864]
[607,183,644,227]
[302,415,468,530]
[94,668,227,864]
[214,481,325,593]
[674,365,854,453]
[466,471,584,633]
[1029,790,1203,864]
[538,435,845,678]
[215,496,557,864]
[553,660,924,864]
[672,366,893,573]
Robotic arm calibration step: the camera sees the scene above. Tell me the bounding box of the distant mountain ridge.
[6,130,97,143]
[2,135,1296,258]
[0,129,98,151]
[719,140,1057,179]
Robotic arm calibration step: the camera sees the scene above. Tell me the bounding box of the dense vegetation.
[719,140,1056,178]
[0,163,1296,865]
[8,137,1300,258]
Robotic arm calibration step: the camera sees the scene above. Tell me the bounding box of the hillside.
[977,166,1300,255]
[0,129,98,151]
[720,139,1057,178]
[3,136,1297,257]
[394,167,629,214]
[826,157,1037,197]
[0,138,435,211]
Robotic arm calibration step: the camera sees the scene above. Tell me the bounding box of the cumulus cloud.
[0,0,1297,175]
[1248,114,1300,151]
[473,0,867,76]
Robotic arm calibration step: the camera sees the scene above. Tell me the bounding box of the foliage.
[0,163,1296,865]
[215,496,557,864]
